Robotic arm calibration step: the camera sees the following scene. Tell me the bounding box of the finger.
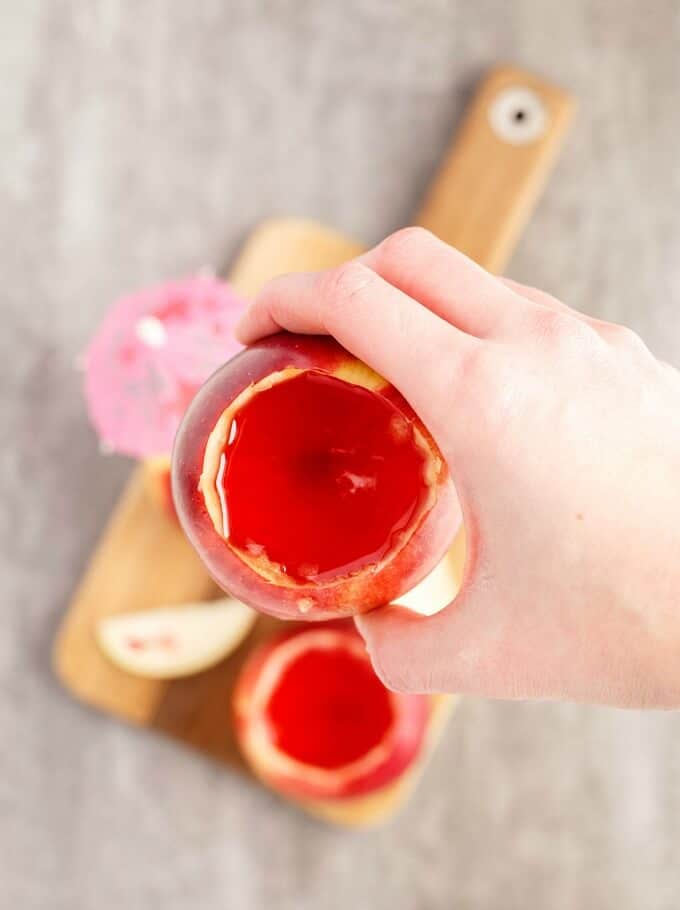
[357,500,523,696]
[500,278,642,350]
[355,605,451,693]
[358,227,531,338]
[499,277,592,323]
[236,260,479,418]
[236,270,321,342]
[355,587,496,695]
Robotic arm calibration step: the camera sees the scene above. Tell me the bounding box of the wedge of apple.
[96,597,257,679]
[395,551,459,616]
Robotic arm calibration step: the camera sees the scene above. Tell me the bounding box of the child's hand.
[237,228,680,707]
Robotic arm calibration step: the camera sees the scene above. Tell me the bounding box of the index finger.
[235,260,477,417]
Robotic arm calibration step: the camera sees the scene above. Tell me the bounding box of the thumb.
[355,585,490,695]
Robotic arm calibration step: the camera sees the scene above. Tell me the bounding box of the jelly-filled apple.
[173,334,459,620]
[233,623,430,801]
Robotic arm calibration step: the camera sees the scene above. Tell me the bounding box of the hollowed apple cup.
[233,623,430,802]
[172,334,459,620]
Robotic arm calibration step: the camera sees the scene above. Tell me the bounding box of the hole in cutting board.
[488,86,548,145]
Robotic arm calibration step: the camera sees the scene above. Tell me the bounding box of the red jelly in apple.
[221,370,430,583]
[173,334,460,620]
[266,638,393,769]
[233,623,430,800]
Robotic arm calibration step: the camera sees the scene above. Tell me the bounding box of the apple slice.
[96,597,257,679]
[395,552,459,616]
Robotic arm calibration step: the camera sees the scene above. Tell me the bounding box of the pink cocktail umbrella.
[84,274,247,458]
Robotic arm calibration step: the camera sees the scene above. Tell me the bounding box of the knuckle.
[444,344,492,408]
[320,261,369,300]
[441,346,523,451]
[429,346,496,448]
[317,262,375,325]
[600,322,647,352]
[530,308,599,352]
[530,307,571,340]
[377,226,434,266]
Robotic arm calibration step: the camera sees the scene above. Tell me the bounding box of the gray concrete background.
[2,1,680,908]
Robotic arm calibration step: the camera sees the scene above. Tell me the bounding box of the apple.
[233,622,430,801]
[173,334,460,620]
[96,596,256,679]
[396,550,460,616]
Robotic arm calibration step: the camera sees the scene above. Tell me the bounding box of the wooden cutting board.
[54,66,574,825]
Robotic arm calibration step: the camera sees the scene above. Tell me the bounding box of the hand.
[236,227,680,708]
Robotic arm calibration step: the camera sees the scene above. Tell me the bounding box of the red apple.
[233,622,430,801]
[172,334,460,620]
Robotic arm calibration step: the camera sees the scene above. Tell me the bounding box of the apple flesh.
[396,550,460,616]
[173,334,460,621]
[233,622,430,801]
[96,596,257,679]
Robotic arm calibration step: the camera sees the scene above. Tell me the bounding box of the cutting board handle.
[416,65,575,273]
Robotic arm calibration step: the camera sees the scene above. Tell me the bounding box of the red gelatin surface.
[265,645,393,769]
[221,371,429,582]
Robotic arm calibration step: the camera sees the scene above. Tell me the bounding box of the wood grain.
[417,65,575,271]
[53,65,573,825]
[54,466,219,725]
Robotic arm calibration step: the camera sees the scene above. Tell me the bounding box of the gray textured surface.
[2,1,680,908]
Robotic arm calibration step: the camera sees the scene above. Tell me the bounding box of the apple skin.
[172,333,461,621]
[232,623,430,801]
